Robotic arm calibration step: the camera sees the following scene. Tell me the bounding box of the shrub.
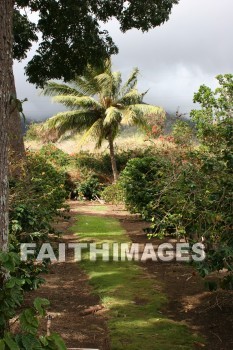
[9,152,68,290]
[120,75,233,288]
[172,120,194,146]
[2,150,69,346]
[39,144,71,168]
[101,182,125,204]
[120,156,172,219]
[76,175,104,200]
[72,148,155,181]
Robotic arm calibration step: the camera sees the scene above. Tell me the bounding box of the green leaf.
[21,334,42,350]
[5,278,17,289]
[4,334,20,350]
[19,309,39,334]
[33,298,50,316]
[39,336,48,347]
[0,253,9,263]
[0,340,5,350]
[48,333,66,350]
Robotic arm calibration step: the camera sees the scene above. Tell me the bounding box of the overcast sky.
[14,0,233,120]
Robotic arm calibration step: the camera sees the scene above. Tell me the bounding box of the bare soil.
[19,202,233,350]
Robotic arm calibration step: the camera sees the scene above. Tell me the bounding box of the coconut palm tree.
[43,60,164,181]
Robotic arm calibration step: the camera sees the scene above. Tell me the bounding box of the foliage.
[9,152,68,290]
[171,120,194,146]
[76,176,104,201]
[120,156,172,219]
[0,252,23,334]
[0,295,67,349]
[120,74,233,289]
[144,110,166,139]
[73,151,112,178]
[190,74,233,153]
[72,148,155,179]
[0,152,68,343]
[101,182,125,204]
[39,144,71,168]
[9,153,67,234]
[14,0,179,87]
[120,152,233,288]
[190,74,233,287]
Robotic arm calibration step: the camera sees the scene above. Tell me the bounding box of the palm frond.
[79,118,104,149]
[112,71,122,99]
[74,75,100,96]
[43,60,165,151]
[117,89,144,106]
[104,107,122,127]
[43,82,83,97]
[74,60,112,96]
[121,67,139,96]
[95,72,113,98]
[122,104,163,128]
[44,110,100,136]
[52,95,103,110]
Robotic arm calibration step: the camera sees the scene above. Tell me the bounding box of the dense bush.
[171,120,194,146]
[10,153,67,226]
[120,156,172,219]
[101,182,125,204]
[39,144,71,168]
[72,148,155,180]
[120,75,233,289]
[120,150,232,287]
[76,175,104,200]
[0,150,69,346]
[9,152,68,290]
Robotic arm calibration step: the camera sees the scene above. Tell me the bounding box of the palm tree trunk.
[108,136,118,182]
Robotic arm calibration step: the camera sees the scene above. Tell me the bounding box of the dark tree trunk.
[108,136,118,182]
[0,0,14,253]
[8,69,26,178]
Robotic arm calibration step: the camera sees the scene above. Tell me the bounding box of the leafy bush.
[9,152,68,290]
[76,175,104,200]
[0,292,67,349]
[120,75,233,289]
[0,252,23,333]
[120,151,233,288]
[101,182,125,204]
[39,144,71,168]
[1,150,69,346]
[120,156,172,219]
[172,120,194,146]
[72,148,155,180]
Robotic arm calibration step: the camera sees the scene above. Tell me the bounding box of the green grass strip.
[72,214,200,350]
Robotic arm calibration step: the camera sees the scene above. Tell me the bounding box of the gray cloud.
[14,0,233,119]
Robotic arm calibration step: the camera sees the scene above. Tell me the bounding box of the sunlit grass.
[72,214,201,350]
[87,205,109,212]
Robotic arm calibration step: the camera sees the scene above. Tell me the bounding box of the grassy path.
[72,208,200,350]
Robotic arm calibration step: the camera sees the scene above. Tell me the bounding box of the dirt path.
[23,202,110,350]
[22,202,233,349]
